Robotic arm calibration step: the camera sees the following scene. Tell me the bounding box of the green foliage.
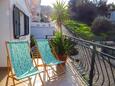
[75,24,94,40]
[30,35,36,48]
[52,0,68,20]
[51,32,73,55]
[52,0,69,31]
[64,20,79,30]
[68,0,108,25]
[64,20,94,40]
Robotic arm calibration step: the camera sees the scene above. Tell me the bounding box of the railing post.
[89,45,96,86]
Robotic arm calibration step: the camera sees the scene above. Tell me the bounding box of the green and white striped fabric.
[7,41,42,80]
[36,39,64,65]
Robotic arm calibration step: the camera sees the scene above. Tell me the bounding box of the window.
[24,15,29,35]
[13,5,29,39]
[20,12,25,36]
[13,6,20,39]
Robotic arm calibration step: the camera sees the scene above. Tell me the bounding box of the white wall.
[10,0,31,40]
[0,0,31,67]
[31,22,55,39]
[0,0,10,67]
[31,22,55,28]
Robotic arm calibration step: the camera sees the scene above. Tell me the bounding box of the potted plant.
[30,35,36,48]
[30,35,39,58]
[50,32,79,73]
[51,32,73,64]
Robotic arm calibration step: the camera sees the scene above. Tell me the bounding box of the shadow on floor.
[0,68,7,82]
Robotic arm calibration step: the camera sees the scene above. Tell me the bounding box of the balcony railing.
[64,35,115,86]
[45,34,115,86]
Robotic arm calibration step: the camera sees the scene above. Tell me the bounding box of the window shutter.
[24,15,29,35]
[13,6,20,39]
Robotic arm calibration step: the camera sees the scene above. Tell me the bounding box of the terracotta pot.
[56,54,67,73]
[57,54,67,65]
[52,47,67,64]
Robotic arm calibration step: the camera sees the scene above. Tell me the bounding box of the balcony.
[0,59,84,86]
[0,35,115,86]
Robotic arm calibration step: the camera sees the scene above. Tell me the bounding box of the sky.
[41,0,115,6]
[107,0,115,4]
[41,0,69,6]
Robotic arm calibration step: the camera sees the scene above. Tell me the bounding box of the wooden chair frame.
[34,41,65,81]
[5,41,44,86]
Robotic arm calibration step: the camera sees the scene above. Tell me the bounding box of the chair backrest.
[36,39,57,64]
[7,41,34,77]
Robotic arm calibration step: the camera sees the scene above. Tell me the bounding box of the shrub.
[51,32,74,55]
[64,20,94,40]
[91,16,113,40]
[75,24,94,40]
[64,20,79,31]
[76,2,98,25]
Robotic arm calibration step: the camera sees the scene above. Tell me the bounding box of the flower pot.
[57,54,67,65]
[56,54,67,73]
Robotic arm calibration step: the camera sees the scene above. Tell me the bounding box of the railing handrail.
[46,34,115,85]
[64,35,115,86]
[64,35,115,51]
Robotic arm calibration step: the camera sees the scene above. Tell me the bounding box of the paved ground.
[0,59,80,86]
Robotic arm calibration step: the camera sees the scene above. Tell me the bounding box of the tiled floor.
[0,59,84,86]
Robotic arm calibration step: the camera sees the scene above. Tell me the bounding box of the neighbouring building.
[110,10,115,23]
[0,0,31,67]
[108,4,115,23]
[31,0,41,22]
[31,22,55,39]
[40,5,53,22]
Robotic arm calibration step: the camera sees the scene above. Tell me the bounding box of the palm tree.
[53,0,68,33]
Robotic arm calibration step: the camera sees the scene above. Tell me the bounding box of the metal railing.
[45,34,115,86]
[64,35,115,86]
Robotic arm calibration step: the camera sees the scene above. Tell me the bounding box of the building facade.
[0,0,31,67]
[31,0,41,22]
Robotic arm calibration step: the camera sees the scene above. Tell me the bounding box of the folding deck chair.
[36,39,65,80]
[6,41,44,86]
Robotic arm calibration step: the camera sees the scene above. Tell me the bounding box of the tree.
[52,0,68,33]
[76,2,98,25]
[91,16,114,40]
[68,0,109,25]
[92,0,108,16]
[68,0,78,19]
[92,0,107,6]
[69,0,98,25]
[68,0,90,20]
[97,3,108,16]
